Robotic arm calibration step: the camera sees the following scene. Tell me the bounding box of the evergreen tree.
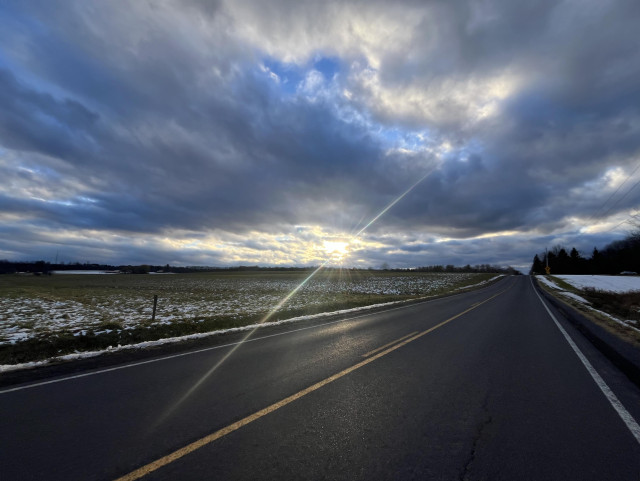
[530,254,544,275]
[569,247,583,274]
[591,247,602,274]
[556,248,570,274]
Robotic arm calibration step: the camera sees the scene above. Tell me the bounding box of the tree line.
[1,260,520,275]
[0,261,324,274]
[0,261,170,275]
[530,230,640,275]
[412,264,519,275]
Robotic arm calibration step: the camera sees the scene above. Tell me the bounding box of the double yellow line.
[116,287,508,481]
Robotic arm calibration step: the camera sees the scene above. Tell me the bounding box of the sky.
[1,0,640,273]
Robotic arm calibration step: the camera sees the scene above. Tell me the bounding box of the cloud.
[1,0,640,269]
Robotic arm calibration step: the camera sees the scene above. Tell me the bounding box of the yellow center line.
[362,331,419,358]
[114,286,509,481]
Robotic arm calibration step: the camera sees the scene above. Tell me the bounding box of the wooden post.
[152,294,158,322]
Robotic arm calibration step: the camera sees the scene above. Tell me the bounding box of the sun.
[323,240,349,262]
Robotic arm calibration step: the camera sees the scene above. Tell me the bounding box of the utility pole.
[545,248,551,275]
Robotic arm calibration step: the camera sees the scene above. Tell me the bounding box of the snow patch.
[556,275,640,293]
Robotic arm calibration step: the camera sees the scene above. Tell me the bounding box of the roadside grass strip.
[536,276,640,335]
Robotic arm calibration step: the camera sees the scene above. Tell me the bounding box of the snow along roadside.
[535,276,640,334]
[0,275,504,373]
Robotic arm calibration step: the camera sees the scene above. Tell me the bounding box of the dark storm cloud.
[0,24,383,235]
[1,0,640,267]
[0,69,99,161]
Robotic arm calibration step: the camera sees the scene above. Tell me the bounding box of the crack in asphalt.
[460,397,493,481]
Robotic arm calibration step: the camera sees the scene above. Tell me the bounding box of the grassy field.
[1,270,498,364]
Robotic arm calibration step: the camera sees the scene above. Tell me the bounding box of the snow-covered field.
[556,275,640,293]
[1,271,490,346]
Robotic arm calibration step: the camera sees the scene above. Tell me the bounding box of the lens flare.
[155,167,435,425]
[354,167,435,239]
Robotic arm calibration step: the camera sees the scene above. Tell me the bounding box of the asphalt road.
[2,276,640,480]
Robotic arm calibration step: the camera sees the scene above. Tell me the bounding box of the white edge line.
[530,276,640,445]
[0,278,507,395]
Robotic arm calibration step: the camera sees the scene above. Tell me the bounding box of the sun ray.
[154,167,436,426]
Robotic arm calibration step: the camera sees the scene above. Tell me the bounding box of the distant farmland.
[1,270,499,363]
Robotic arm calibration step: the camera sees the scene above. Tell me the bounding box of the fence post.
[152,294,158,322]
